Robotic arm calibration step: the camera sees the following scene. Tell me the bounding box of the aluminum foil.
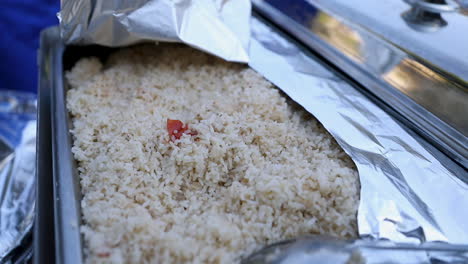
[248,17,468,245]
[58,0,251,63]
[0,91,36,261]
[249,14,468,252]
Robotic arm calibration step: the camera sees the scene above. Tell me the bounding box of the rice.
[66,44,360,264]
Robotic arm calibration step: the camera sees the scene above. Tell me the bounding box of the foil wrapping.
[58,0,251,63]
[248,17,468,244]
[0,91,36,261]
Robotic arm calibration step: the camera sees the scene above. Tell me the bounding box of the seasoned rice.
[66,44,360,264]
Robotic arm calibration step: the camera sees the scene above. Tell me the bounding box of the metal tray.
[36,15,466,264]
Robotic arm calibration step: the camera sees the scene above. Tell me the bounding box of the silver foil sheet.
[57,0,468,262]
[0,91,36,261]
[248,16,468,244]
[58,0,251,63]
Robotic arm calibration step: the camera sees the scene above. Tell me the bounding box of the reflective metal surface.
[243,236,468,264]
[311,0,468,81]
[0,91,36,262]
[404,0,459,13]
[254,0,467,168]
[34,28,55,264]
[50,37,83,264]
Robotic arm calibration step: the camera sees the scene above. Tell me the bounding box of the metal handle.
[403,0,459,13]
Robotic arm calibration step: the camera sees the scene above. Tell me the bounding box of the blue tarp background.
[1,0,60,94]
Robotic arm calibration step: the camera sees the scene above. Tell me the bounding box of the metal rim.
[404,0,459,13]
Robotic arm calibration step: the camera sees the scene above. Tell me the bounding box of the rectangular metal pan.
[37,14,466,264]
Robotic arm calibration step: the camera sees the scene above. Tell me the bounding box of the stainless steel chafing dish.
[35,0,468,263]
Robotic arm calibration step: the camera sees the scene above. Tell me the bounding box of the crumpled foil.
[248,17,468,245]
[58,0,251,63]
[247,16,468,262]
[0,91,36,261]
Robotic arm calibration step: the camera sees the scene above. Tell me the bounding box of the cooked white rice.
[66,44,360,264]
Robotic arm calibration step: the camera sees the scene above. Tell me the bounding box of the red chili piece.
[97,252,110,258]
[167,119,197,141]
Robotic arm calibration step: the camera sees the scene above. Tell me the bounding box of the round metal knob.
[402,0,459,32]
